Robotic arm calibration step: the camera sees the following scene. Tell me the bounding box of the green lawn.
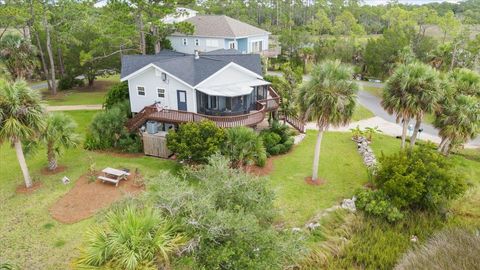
[362,85,383,98]
[352,104,375,121]
[0,110,179,269]
[269,131,369,226]
[42,75,120,106]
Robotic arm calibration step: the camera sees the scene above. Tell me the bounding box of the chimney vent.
[194,50,200,60]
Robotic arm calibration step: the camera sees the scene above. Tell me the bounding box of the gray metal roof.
[172,15,269,38]
[121,50,263,86]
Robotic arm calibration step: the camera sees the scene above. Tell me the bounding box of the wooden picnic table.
[98,167,130,187]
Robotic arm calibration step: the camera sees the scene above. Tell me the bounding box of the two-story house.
[167,15,270,55]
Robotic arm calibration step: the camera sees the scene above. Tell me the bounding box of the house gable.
[195,62,262,89]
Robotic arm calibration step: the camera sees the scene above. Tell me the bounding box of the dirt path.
[46,104,102,111]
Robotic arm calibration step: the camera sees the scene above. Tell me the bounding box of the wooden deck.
[126,86,282,132]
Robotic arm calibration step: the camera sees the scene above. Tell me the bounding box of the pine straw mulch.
[49,171,144,224]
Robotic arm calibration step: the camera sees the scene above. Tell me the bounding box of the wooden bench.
[98,175,120,187]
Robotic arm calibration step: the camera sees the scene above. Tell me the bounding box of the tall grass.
[395,228,480,270]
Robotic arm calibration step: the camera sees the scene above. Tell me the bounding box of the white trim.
[137,85,146,96]
[121,63,193,88]
[194,62,262,88]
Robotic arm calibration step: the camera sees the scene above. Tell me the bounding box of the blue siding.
[224,38,234,49]
[237,38,248,53]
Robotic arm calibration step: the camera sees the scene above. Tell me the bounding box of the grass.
[362,85,383,98]
[352,104,375,121]
[0,110,179,269]
[269,131,369,226]
[42,75,120,106]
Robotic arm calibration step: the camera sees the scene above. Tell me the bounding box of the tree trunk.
[29,0,51,90]
[43,4,57,95]
[450,42,457,71]
[401,117,409,149]
[47,144,57,170]
[438,137,448,152]
[136,12,146,55]
[409,114,423,148]
[153,26,161,54]
[312,126,324,182]
[442,139,452,155]
[57,47,65,77]
[14,139,33,188]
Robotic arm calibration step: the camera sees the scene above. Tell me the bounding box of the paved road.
[30,81,50,90]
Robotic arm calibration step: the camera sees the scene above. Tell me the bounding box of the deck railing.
[126,88,281,132]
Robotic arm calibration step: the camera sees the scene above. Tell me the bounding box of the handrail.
[126,87,281,132]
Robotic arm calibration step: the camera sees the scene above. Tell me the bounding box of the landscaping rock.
[306,222,320,231]
[341,197,356,212]
[353,137,377,170]
[61,176,70,184]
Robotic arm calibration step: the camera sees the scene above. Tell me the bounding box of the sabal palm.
[434,95,480,154]
[75,206,186,270]
[222,126,267,168]
[382,62,441,149]
[298,60,358,182]
[449,68,480,97]
[0,34,37,79]
[40,113,80,170]
[0,79,45,188]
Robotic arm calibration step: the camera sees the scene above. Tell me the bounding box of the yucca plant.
[75,206,187,270]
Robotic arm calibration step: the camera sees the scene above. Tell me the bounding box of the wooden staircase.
[279,114,306,133]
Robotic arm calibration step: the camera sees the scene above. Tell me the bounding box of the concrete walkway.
[46,104,102,111]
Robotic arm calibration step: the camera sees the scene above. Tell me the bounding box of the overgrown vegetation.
[222,126,267,167]
[103,81,129,109]
[260,121,295,156]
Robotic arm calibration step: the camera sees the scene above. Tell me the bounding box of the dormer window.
[182,38,187,46]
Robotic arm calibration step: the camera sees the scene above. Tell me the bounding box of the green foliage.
[103,82,129,109]
[260,121,294,156]
[58,75,84,90]
[84,103,142,153]
[0,34,37,80]
[375,145,466,211]
[221,126,267,167]
[145,155,302,269]
[355,189,404,222]
[75,206,186,270]
[166,120,225,164]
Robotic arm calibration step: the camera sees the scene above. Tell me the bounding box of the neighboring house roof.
[121,50,262,87]
[171,15,270,38]
[162,7,197,24]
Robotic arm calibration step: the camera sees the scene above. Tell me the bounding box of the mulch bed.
[16,181,43,194]
[40,165,67,176]
[244,157,276,176]
[49,172,144,224]
[304,176,326,186]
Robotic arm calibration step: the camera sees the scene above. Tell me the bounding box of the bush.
[103,82,129,109]
[166,120,225,163]
[58,75,84,90]
[374,145,466,211]
[260,121,294,156]
[355,189,404,222]
[75,206,186,270]
[145,155,302,269]
[222,126,267,167]
[84,103,142,153]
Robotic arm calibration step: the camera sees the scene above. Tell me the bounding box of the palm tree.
[0,79,45,188]
[222,126,267,168]
[75,206,186,270]
[39,113,80,170]
[0,34,37,79]
[435,95,480,154]
[298,60,358,182]
[382,62,441,149]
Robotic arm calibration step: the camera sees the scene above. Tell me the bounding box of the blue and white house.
[167,15,270,55]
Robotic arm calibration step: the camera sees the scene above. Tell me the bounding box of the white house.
[162,7,198,24]
[120,50,280,133]
[167,15,270,55]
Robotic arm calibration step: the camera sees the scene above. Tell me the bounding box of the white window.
[206,39,219,47]
[195,39,199,46]
[157,88,165,98]
[251,40,263,53]
[137,86,145,96]
[182,38,188,46]
[229,41,236,49]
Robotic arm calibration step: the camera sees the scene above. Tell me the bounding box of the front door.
[177,90,187,111]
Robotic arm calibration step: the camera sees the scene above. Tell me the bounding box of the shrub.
[355,189,404,222]
[145,155,302,269]
[75,206,186,270]
[260,121,294,156]
[84,103,142,153]
[222,126,267,167]
[166,120,225,163]
[103,82,129,109]
[58,75,84,90]
[395,228,480,270]
[374,145,466,211]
